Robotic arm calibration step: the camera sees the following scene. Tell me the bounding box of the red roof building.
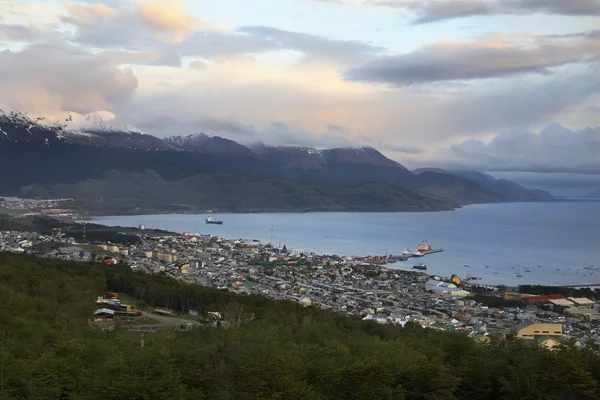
[522,294,566,306]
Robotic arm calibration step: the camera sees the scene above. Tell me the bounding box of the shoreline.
[76,198,583,218]
[84,206,600,288]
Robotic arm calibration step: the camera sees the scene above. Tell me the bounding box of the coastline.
[75,198,583,218]
[86,201,600,288]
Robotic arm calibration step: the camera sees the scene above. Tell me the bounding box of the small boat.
[206,216,223,225]
[412,263,427,270]
[402,248,412,256]
[493,272,499,275]
[464,264,469,268]
[485,265,490,268]
[516,274,522,277]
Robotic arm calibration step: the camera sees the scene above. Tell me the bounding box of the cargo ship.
[206,216,223,225]
[413,240,443,257]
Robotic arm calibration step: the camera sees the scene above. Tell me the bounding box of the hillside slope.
[23,170,454,213]
[0,254,599,399]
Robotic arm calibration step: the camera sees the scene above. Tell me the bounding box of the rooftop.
[570,298,596,306]
[549,299,576,307]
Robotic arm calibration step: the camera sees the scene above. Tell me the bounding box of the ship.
[412,263,427,270]
[413,240,443,256]
[206,216,223,225]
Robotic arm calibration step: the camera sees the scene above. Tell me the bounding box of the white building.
[425,280,470,297]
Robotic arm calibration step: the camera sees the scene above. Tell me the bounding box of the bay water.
[91,201,600,287]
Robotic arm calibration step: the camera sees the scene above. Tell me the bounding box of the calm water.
[92,202,600,286]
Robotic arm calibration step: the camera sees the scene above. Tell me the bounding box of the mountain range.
[0,110,553,213]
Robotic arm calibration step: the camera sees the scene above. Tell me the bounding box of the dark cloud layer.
[345,33,600,85]
[133,111,358,148]
[367,0,600,23]
[449,123,600,174]
[236,26,384,63]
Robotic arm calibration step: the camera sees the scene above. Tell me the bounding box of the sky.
[1,0,599,192]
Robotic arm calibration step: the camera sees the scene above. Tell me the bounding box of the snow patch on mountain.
[0,109,145,137]
[59,111,145,135]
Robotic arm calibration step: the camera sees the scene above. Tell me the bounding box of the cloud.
[236,26,384,64]
[407,0,491,24]
[385,144,423,154]
[1,0,598,168]
[365,0,600,23]
[179,25,384,65]
[0,23,62,43]
[136,1,202,43]
[0,43,138,115]
[127,110,359,148]
[345,33,600,85]
[448,123,600,173]
[61,1,383,66]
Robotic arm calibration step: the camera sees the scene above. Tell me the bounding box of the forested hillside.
[1,253,599,399]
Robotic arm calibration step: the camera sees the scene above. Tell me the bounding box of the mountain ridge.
[0,108,554,213]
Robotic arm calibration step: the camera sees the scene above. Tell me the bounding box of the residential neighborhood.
[2,226,600,350]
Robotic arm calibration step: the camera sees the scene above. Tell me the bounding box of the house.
[93,308,115,319]
[189,258,206,269]
[537,336,564,350]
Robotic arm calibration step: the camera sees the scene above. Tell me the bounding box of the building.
[570,298,596,309]
[521,294,566,307]
[299,296,312,307]
[514,322,563,340]
[425,280,470,297]
[93,308,115,319]
[504,292,537,301]
[537,336,564,350]
[548,298,576,313]
[157,253,177,263]
[189,258,206,269]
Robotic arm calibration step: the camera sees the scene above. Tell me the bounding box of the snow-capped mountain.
[0,109,172,150]
[165,133,256,156]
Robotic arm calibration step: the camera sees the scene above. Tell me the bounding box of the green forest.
[1,253,600,399]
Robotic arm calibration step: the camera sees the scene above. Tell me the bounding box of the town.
[2,221,600,351]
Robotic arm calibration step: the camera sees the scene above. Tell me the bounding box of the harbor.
[87,204,600,287]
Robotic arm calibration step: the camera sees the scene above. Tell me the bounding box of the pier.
[399,249,444,262]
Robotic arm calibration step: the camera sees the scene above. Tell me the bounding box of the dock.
[399,249,444,261]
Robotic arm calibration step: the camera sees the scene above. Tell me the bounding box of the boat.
[464,264,469,268]
[493,272,499,275]
[412,263,427,270]
[516,274,522,277]
[485,265,490,268]
[412,251,425,258]
[402,248,412,256]
[206,216,223,225]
